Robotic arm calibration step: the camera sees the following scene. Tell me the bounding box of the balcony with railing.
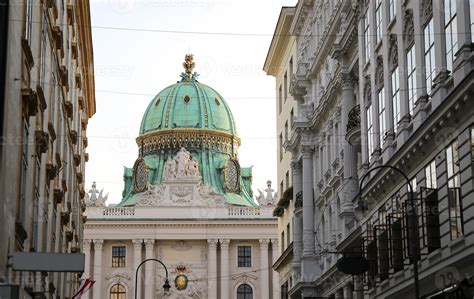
[346,104,361,148]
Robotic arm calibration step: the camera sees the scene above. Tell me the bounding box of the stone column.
[291,160,303,282]
[340,72,358,213]
[343,283,352,299]
[353,275,363,299]
[145,239,155,299]
[92,240,103,299]
[207,239,218,298]
[259,239,270,299]
[133,239,142,299]
[271,239,280,299]
[301,143,317,281]
[82,239,92,299]
[220,239,230,299]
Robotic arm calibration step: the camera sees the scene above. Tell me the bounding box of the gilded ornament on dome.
[224,158,240,193]
[133,158,148,192]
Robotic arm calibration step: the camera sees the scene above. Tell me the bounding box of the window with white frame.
[407,46,417,115]
[446,140,463,239]
[424,18,436,95]
[376,0,383,44]
[367,104,374,156]
[391,68,400,133]
[445,0,458,73]
[364,10,371,63]
[389,0,396,21]
[378,88,386,147]
[425,160,437,189]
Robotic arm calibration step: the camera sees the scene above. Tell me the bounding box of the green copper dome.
[117,55,256,208]
[139,81,237,135]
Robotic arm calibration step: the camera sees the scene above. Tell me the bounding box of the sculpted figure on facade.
[85,182,108,207]
[163,147,201,181]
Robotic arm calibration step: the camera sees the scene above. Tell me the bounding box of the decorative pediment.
[106,272,131,284]
[232,273,258,284]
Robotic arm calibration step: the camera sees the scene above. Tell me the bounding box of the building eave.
[263,7,296,77]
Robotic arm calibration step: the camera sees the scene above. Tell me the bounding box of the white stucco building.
[83,56,279,299]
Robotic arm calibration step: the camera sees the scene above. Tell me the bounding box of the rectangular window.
[237,246,252,267]
[285,171,289,190]
[278,85,282,114]
[424,18,436,95]
[445,0,458,73]
[407,46,417,115]
[281,231,285,252]
[290,109,294,124]
[446,140,463,239]
[378,88,386,147]
[422,188,441,252]
[286,223,291,247]
[389,0,396,21]
[391,68,400,133]
[284,72,288,101]
[375,0,383,44]
[112,246,126,267]
[367,104,374,156]
[279,133,283,161]
[19,123,29,224]
[289,57,294,75]
[284,121,288,141]
[425,160,437,189]
[364,10,371,63]
[40,13,47,90]
[471,0,474,41]
[25,0,34,42]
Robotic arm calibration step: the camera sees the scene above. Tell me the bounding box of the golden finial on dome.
[183,54,195,76]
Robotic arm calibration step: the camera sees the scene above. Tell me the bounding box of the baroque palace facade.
[83,56,279,299]
[267,0,474,298]
[0,0,95,298]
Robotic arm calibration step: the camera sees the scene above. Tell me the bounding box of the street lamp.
[134,258,171,299]
[358,165,420,299]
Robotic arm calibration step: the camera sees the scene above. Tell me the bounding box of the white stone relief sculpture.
[85,182,108,207]
[163,147,201,182]
[256,180,276,206]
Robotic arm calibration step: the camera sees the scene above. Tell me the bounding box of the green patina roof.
[139,81,237,135]
[117,56,257,208]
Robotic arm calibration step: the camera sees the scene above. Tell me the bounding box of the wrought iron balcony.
[346,104,361,147]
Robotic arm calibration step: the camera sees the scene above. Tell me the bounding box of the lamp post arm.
[134,258,169,299]
[359,165,414,197]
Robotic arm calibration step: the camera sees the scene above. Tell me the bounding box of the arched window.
[110,284,126,299]
[237,283,253,299]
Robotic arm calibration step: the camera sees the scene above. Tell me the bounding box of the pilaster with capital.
[207,239,218,298]
[340,70,359,216]
[144,239,155,298]
[301,142,319,282]
[133,239,143,299]
[220,239,230,299]
[259,239,270,299]
[271,239,280,299]
[82,240,92,299]
[92,240,104,299]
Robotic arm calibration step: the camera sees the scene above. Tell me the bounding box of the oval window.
[184,95,190,103]
[215,97,220,106]
[155,97,161,106]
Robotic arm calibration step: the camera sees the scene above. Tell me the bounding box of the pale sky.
[86,0,297,203]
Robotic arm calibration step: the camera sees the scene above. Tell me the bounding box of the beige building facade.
[0,0,95,298]
[263,7,298,296]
